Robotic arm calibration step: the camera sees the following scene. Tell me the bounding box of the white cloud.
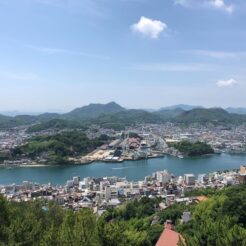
[209,0,234,14]
[216,78,238,87]
[133,63,214,72]
[174,0,235,14]
[131,16,167,39]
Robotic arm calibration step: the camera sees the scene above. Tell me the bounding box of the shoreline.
[0,163,51,168]
[0,152,245,168]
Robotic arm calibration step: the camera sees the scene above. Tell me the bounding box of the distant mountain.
[0,114,12,124]
[92,109,163,130]
[0,111,21,117]
[160,104,202,111]
[0,114,36,129]
[63,102,125,120]
[0,111,41,116]
[27,119,86,133]
[1,102,246,130]
[138,108,157,112]
[226,107,246,115]
[175,108,246,124]
[155,108,185,120]
[92,107,246,129]
[0,102,125,129]
[37,113,61,121]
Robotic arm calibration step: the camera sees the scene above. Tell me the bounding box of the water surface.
[0,154,245,185]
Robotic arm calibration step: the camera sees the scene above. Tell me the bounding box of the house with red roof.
[155,220,185,246]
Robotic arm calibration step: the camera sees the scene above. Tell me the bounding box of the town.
[1,165,246,217]
[0,123,246,165]
[1,123,246,166]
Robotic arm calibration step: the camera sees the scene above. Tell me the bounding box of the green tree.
[0,195,9,244]
[58,209,99,246]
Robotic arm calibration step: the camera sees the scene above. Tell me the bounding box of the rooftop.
[155,228,185,246]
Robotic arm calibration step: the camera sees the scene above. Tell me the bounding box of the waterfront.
[0,154,245,185]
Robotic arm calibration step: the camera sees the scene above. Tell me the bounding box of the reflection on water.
[112,167,136,170]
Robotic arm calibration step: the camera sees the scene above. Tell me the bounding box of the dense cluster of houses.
[1,166,245,218]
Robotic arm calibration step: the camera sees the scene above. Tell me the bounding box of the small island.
[168,140,214,157]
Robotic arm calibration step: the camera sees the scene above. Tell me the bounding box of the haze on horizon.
[0,0,246,112]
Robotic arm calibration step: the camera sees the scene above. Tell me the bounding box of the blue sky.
[0,0,246,112]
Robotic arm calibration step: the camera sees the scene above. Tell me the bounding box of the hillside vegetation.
[169,141,214,157]
[175,108,245,124]
[63,102,125,120]
[0,185,246,245]
[178,185,246,245]
[0,114,36,129]
[27,119,86,133]
[11,131,108,164]
[1,103,246,130]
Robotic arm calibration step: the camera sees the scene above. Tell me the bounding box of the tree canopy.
[169,140,214,157]
[11,131,109,164]
[1,185,246,245]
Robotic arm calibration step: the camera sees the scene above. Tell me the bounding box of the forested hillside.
[0,185,246,246]
[169,141,214,157]
[1,103,246,130]
[11,131,109,164]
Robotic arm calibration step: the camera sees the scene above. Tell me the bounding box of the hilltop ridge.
[1,102,246,130]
